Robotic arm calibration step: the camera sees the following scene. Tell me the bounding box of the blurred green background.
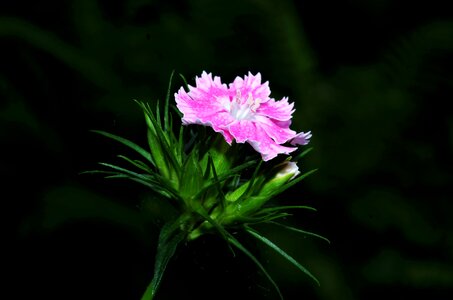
[2,0,452,299]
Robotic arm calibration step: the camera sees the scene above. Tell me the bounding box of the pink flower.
[175,71,311,161]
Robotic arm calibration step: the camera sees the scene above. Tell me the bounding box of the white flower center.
[229,90,261,120]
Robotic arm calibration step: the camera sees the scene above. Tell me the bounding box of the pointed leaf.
[164,71,175,131]
[255,205,317,215]
[227,235,283,300]
[91,130,154,166]
[293,147,313,161]
[268,221,330,244]
[118,155,153,174]
[246,227,320,286]
[141,220,185,300]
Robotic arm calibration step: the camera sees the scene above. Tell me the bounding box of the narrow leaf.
[268,221,330,244]
[238,160,263,202]
[141,221,185,300]
[293,147,313,161]
[98,162,151,182]
[178,73,189,90]
[164,71,175,131]
[91,130,155,166]
[255,205,317,215]
[118,155,153,174]
[246,227,320,286]
[227,236,283,300]
[208,154,226,210]
[194,208,283,299]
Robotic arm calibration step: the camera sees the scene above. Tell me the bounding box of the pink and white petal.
[247,126,297,161]
[257,97,294,121]
[202,117,235,144]
[195,71,228,92]
[175,88,223,124]
[253,142,297,161]
[229,72,271,102]
[228,121,297,161]
[254,116,296,144]
[203,111,235,132]
[227,120,256,143]
[273,119,292,128]
[290,131,312,146]
[188,72,229,102]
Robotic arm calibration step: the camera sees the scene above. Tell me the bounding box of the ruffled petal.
[229,72,271,102]
[227,120,255,143]
[205,112,236,144]
[247,126,297,161]
[254,115,296,144]
[175,71,230,125]
[257,97,294,121]
[228,120,297,161]
[290,131,312,146]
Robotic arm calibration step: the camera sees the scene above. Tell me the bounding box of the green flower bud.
[258,161,300,196]
[223,161,301,221]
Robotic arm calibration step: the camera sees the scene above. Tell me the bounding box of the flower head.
[175,71,310,161]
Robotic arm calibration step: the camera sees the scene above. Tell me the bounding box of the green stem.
[140,282,155,300]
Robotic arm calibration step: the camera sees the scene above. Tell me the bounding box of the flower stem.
[140,282,155,300]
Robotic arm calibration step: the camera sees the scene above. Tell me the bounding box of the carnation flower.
[175,71,311,161]
[88,72,323,300]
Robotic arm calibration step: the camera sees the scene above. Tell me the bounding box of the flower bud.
[258,161,300,196]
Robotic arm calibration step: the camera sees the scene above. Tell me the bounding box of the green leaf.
[178,73,189,90]
[127,177,176,200]
[268,221,330,244]
[255,205,317,215]
[215,159,257,183]
[117,155,153,174]
[192,208,283,299]
[98,162,152,182]
[227,235,283,300]
[95,162,180,200]
[91,130,154,166]
[140,101,181,181]
[293,147,313,161]
[207,154,226,210]
[141,220,185,300]
[179,150,203,202]
[192,159,257,202]
[246,227,320,286]
[236,212,293,225]
[237,160,263,202]
[164,71,175,131]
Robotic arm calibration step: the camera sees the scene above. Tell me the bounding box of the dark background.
[2,0,452,299]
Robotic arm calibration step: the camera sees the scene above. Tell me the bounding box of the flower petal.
[229,72,271,102]
[175,71,230,125]
[257,97,294,121]
[254,115,296,144]
[290,131,312,146]
[228,120,297,161]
